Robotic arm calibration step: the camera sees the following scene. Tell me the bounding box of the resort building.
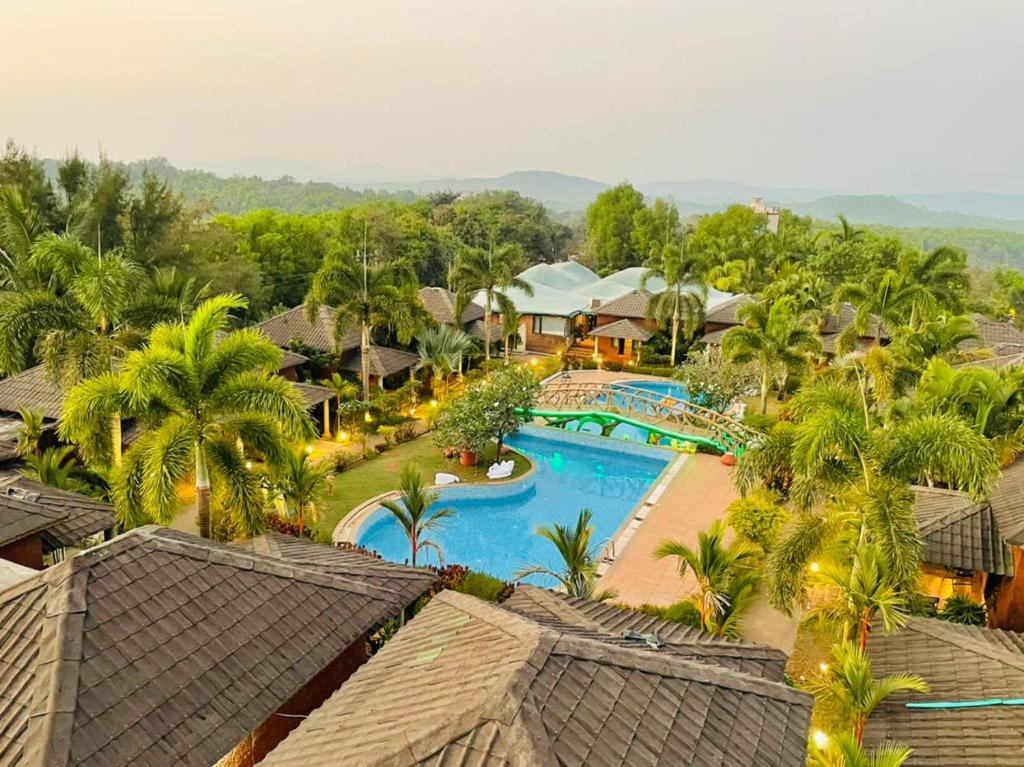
[0,475,115,569]
[864,616,1024,766]
[498,262,731,358]
[261,587,812,766]
[418,286,501,345]
[0,527,436,766]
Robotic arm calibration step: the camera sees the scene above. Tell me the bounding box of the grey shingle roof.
[254,304,360,354]
[0,492,65,547]
[339,346,419,378]
[291,381,335,408]
[954,350,1024,370]
[419,287,484,325]
[703,296,887,340]
[594,289,652,320]
[865,617,1024,766]
[0,366,64,420]
[279,348,308,370]
[988,460,1024,545]
[504,585,790,681]
[913,485,1014,576]
[0,526,435,767]
[262,590,811,767]
[0,475,115,546]
[468,318,504,343]
[588,318,655,342]
[962,314,1024,350]
[703,294,756,326]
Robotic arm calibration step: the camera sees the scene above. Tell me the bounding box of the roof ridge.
[904,618,1024,673]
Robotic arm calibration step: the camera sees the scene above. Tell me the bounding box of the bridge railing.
[535,380,761,451]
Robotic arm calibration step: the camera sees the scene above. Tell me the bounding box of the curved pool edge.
[331,447,539,545]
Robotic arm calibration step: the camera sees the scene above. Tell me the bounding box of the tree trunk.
[759,370,769,415]
[859,610,871,653]
[496,431,504,457]
[410,529,417,567]
[360,323,371,400]
[483,295,492,363]
[777,371,789,402]
[297,502,305,537]
[196,443,211,539]
[670,297,680,367]
[110,413,122,468]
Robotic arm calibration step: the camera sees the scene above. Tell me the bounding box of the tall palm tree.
[415,325,475,399]
[501,306,523,360]
[642,233,706,366]
[319,372,359,437]
[899,246,969,315]
[810,733,913,767]
[452,242,533,363]
[887,313,979,369]
[15,406,45,458]
[269,448,333,537]
[515,509,616,600]
[809,642,927,746]
[721,295,821,414]
[307,242,424,400]
[806,543,907,651]
[379,465,453,566]
[61,294,315,539]
[828,215,865,246]
[0,185,44,287]
[654,520,758,633]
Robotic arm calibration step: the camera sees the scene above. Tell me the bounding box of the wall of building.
[216,637,370,767]
[521,314,569,354]
[918,565,986,608]
[0,535,44,570]
[991,547,1024,630]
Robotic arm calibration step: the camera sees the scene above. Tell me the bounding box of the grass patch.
[453,571,509,602]
[314,436,531,540]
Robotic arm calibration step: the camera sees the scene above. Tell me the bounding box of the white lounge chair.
[486,460,515,480]
[435,472,460,486]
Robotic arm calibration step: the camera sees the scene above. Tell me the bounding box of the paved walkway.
[595,452,800,653]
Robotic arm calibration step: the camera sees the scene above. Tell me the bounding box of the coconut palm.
[379,465,453,566]
[886,313,979,369]
[654,520,758,633]
[809,642,927,746]
[319,372,359,437]
[834,269,929,345]
[828,215,866,246]
[452,242,533,363]
[642,233,706,366]
[810,733,913,767]
[806,543,908,651]
[15,406,45,458]
[501,306,523,360]
[900,246,969,315]
[0,185,44,287]
[721,295,821,414]
[415,325,475,399]
[269,448,333,537]
[19,445,91,494]
[307,242,424,400]
[62,294,315,539]
[515,509,616,600]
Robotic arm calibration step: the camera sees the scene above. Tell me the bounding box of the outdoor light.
[304,444,314,454]
[819,662,829,673]
[339,430,350,443]
[430,399,438,407]
[812,730,829,749]
[364,411,373,423]
[529,358,537,365]
[809,561,820,573]
[245,460,253,470]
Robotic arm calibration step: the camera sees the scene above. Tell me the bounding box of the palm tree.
[642,233,706,366]
[0,185,44,287]
[654,520,758,633]
[61,294,315,539]
[806,543,908,651]
[887,313,979,369]
[810,733,913,767]
[378,465,453,566]
[452,242,533,363]
[269,448,333,537]
[307,241,423,400]
[721,296,821,414]
[15,406,45,458]
[834,269,930,345]
[415,325,475,399]
[319,372,359,438]
[809,642,927,746]
[501,306,523,360]
[515,509,616,600]
[900,246,969,315]
[19,445,92,494]
[828,215,865,246]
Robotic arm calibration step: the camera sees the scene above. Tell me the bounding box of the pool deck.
[594,449,801,654]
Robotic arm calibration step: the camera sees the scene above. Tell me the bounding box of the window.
[531,315,565,336]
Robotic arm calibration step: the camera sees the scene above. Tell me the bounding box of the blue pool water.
[355,425,671,585]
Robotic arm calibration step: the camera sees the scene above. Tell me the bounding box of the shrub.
[906,593,939,618]
[434,564,513,602]
[377,425,398,448]
[393,421,419,444]
[636,600,701,628]
[938,594,987,625]
[726,489,788,550]
[675,345,758,414]
[266,512,315,539]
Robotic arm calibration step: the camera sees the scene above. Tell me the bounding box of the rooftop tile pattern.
[912,485,1014,576]
[254,304,360,354]
[0,367,65,420]
[419,287,484,325]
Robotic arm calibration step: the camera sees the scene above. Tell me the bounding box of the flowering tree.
[478,365,541,454]
[675,345,757,413]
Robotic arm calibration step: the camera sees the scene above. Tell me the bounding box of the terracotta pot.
[720,452,736,466]
[459,450,477,466]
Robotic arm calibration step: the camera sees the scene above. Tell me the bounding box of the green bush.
[938,594,987,626]
[742,411,778,431]
[455,571,510,602]
[636,600,701,627]
[726,489,788,550]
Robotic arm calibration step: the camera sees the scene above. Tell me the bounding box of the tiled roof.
[865,617,1024,766]
[468,318,503,343]
[262,590,811,767]
[0,475,115,546]
[504,585,790,681]
[339,346,419,378]
[235,532,437,607]
[955,350,1024,370]
[988,460,1024,545]
[279,348,308,370]
[912,486,1013,576]
[703,294,756,326]
[419,287,484,325]
[0,366,64,420]
[292,381,335,408]
[0,492,65,548]
[962,314,1024,350]
[0,527,435,767]
[588,318,655,343]
[254,304,360,354]
[593,289,652,320]
[703,296,887,340]
[0,558,34,590]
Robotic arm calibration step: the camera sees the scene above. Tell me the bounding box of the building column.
[323,400,331,440]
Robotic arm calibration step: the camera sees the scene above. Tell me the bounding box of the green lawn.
[314,436,531,540]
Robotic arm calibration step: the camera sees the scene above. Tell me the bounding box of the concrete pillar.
[322,400,331,439]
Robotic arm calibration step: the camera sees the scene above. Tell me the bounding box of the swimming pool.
[355,425,671,585]
[565,378,694,445]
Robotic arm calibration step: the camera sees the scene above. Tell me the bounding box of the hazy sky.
[5,0,1023,191]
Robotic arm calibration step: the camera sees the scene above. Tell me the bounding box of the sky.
[4,0,1023,192]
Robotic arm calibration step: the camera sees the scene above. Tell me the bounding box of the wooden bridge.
[526,380,760,454]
